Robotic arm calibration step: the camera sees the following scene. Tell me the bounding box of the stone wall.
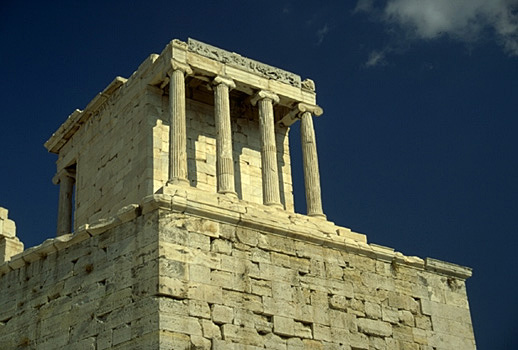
[0,207,23,263]
[25,39,474,349]
[56,82,155,228]
[149,89,294,212]
[55,78,294,232]
[186,99,293,210]
[157,210,475,350]
[0,195,475,349]
[0,206,161,349]
[45,39,314,235]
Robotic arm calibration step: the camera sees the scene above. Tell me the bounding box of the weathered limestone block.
[399,310,415,326]
[0,237,24,263]
[211,304,234,324]
[365,301,382,319]
[263,333,286,350]
[221,324,263,347]
[0,207,16,237]
[190,335,211,350]
[0,207,23,263]
[357,318,393,337]
[200,319,221,339]
[273,315,296,337]
[382,306,400,324]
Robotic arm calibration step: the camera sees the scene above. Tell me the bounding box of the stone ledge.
[156,185,469,278]
[45,76,127,154]
[0,190,472,280]
[425,257,472,279]
[0,203,141,275]
[45,38,317,157]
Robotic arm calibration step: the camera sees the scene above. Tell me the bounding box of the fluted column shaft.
[168,61,192,185]
[252,91,282,208]
[300,111,325,217]
[213,76,237,195]
[56,170,75,236]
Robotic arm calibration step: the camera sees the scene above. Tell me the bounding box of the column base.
[218,190,238,198]
[264,202,284,210]
[308,213,327,220]
[167,178,190,186]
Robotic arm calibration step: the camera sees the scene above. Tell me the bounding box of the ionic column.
[251,90,282,208]
[168,60,192,185]
[298,103,325,218]
[54,169,75,236]
[213,76,237,196]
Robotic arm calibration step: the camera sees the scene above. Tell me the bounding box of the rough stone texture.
[0,200,475,349]
[0,207,16,238]
[0,210,160,349]
[45,39,298,230]
[2,38,476,349]
[0,207,23,263]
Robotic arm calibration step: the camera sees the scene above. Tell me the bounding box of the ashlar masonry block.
[0,207,23,263]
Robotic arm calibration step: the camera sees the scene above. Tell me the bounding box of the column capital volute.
[250,90,280,106]
[295,102,323,117]
[278,103,323,127]
[168,59,193,77]
[213,75,236,90]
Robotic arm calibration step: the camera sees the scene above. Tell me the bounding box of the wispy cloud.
[356,0,518,65]
[365,49,388,67]
[354,0,375,14]
[316,24,330,45]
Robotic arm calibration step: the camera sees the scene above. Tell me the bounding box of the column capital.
[250,90,280,106]
[279,103,323,127]
[295,102,323,116]
[213,76,236,89]
[168,59,193,76]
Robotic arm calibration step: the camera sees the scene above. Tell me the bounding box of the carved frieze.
[188,38,301,88]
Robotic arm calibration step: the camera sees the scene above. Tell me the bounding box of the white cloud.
[365,50,387,67]
[357,0,518,57]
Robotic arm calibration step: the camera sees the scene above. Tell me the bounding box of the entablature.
[45,38,320,154]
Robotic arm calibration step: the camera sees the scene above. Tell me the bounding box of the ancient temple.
[0,39,476,349]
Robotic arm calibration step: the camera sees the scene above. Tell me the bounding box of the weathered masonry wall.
[183,98,293,210]
[0,195,475,349]
[157,211,475,350]
[0,206,162,349]
[14,38,474,349]
[52,61,295,232]
[46,38,318,236]
[55,79,155,228]
[151,96,294,212]
[0,207,23,262]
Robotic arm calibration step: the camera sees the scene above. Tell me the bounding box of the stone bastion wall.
[0,191,475,349]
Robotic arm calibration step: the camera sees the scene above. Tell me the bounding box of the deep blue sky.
[1,1,517,348]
